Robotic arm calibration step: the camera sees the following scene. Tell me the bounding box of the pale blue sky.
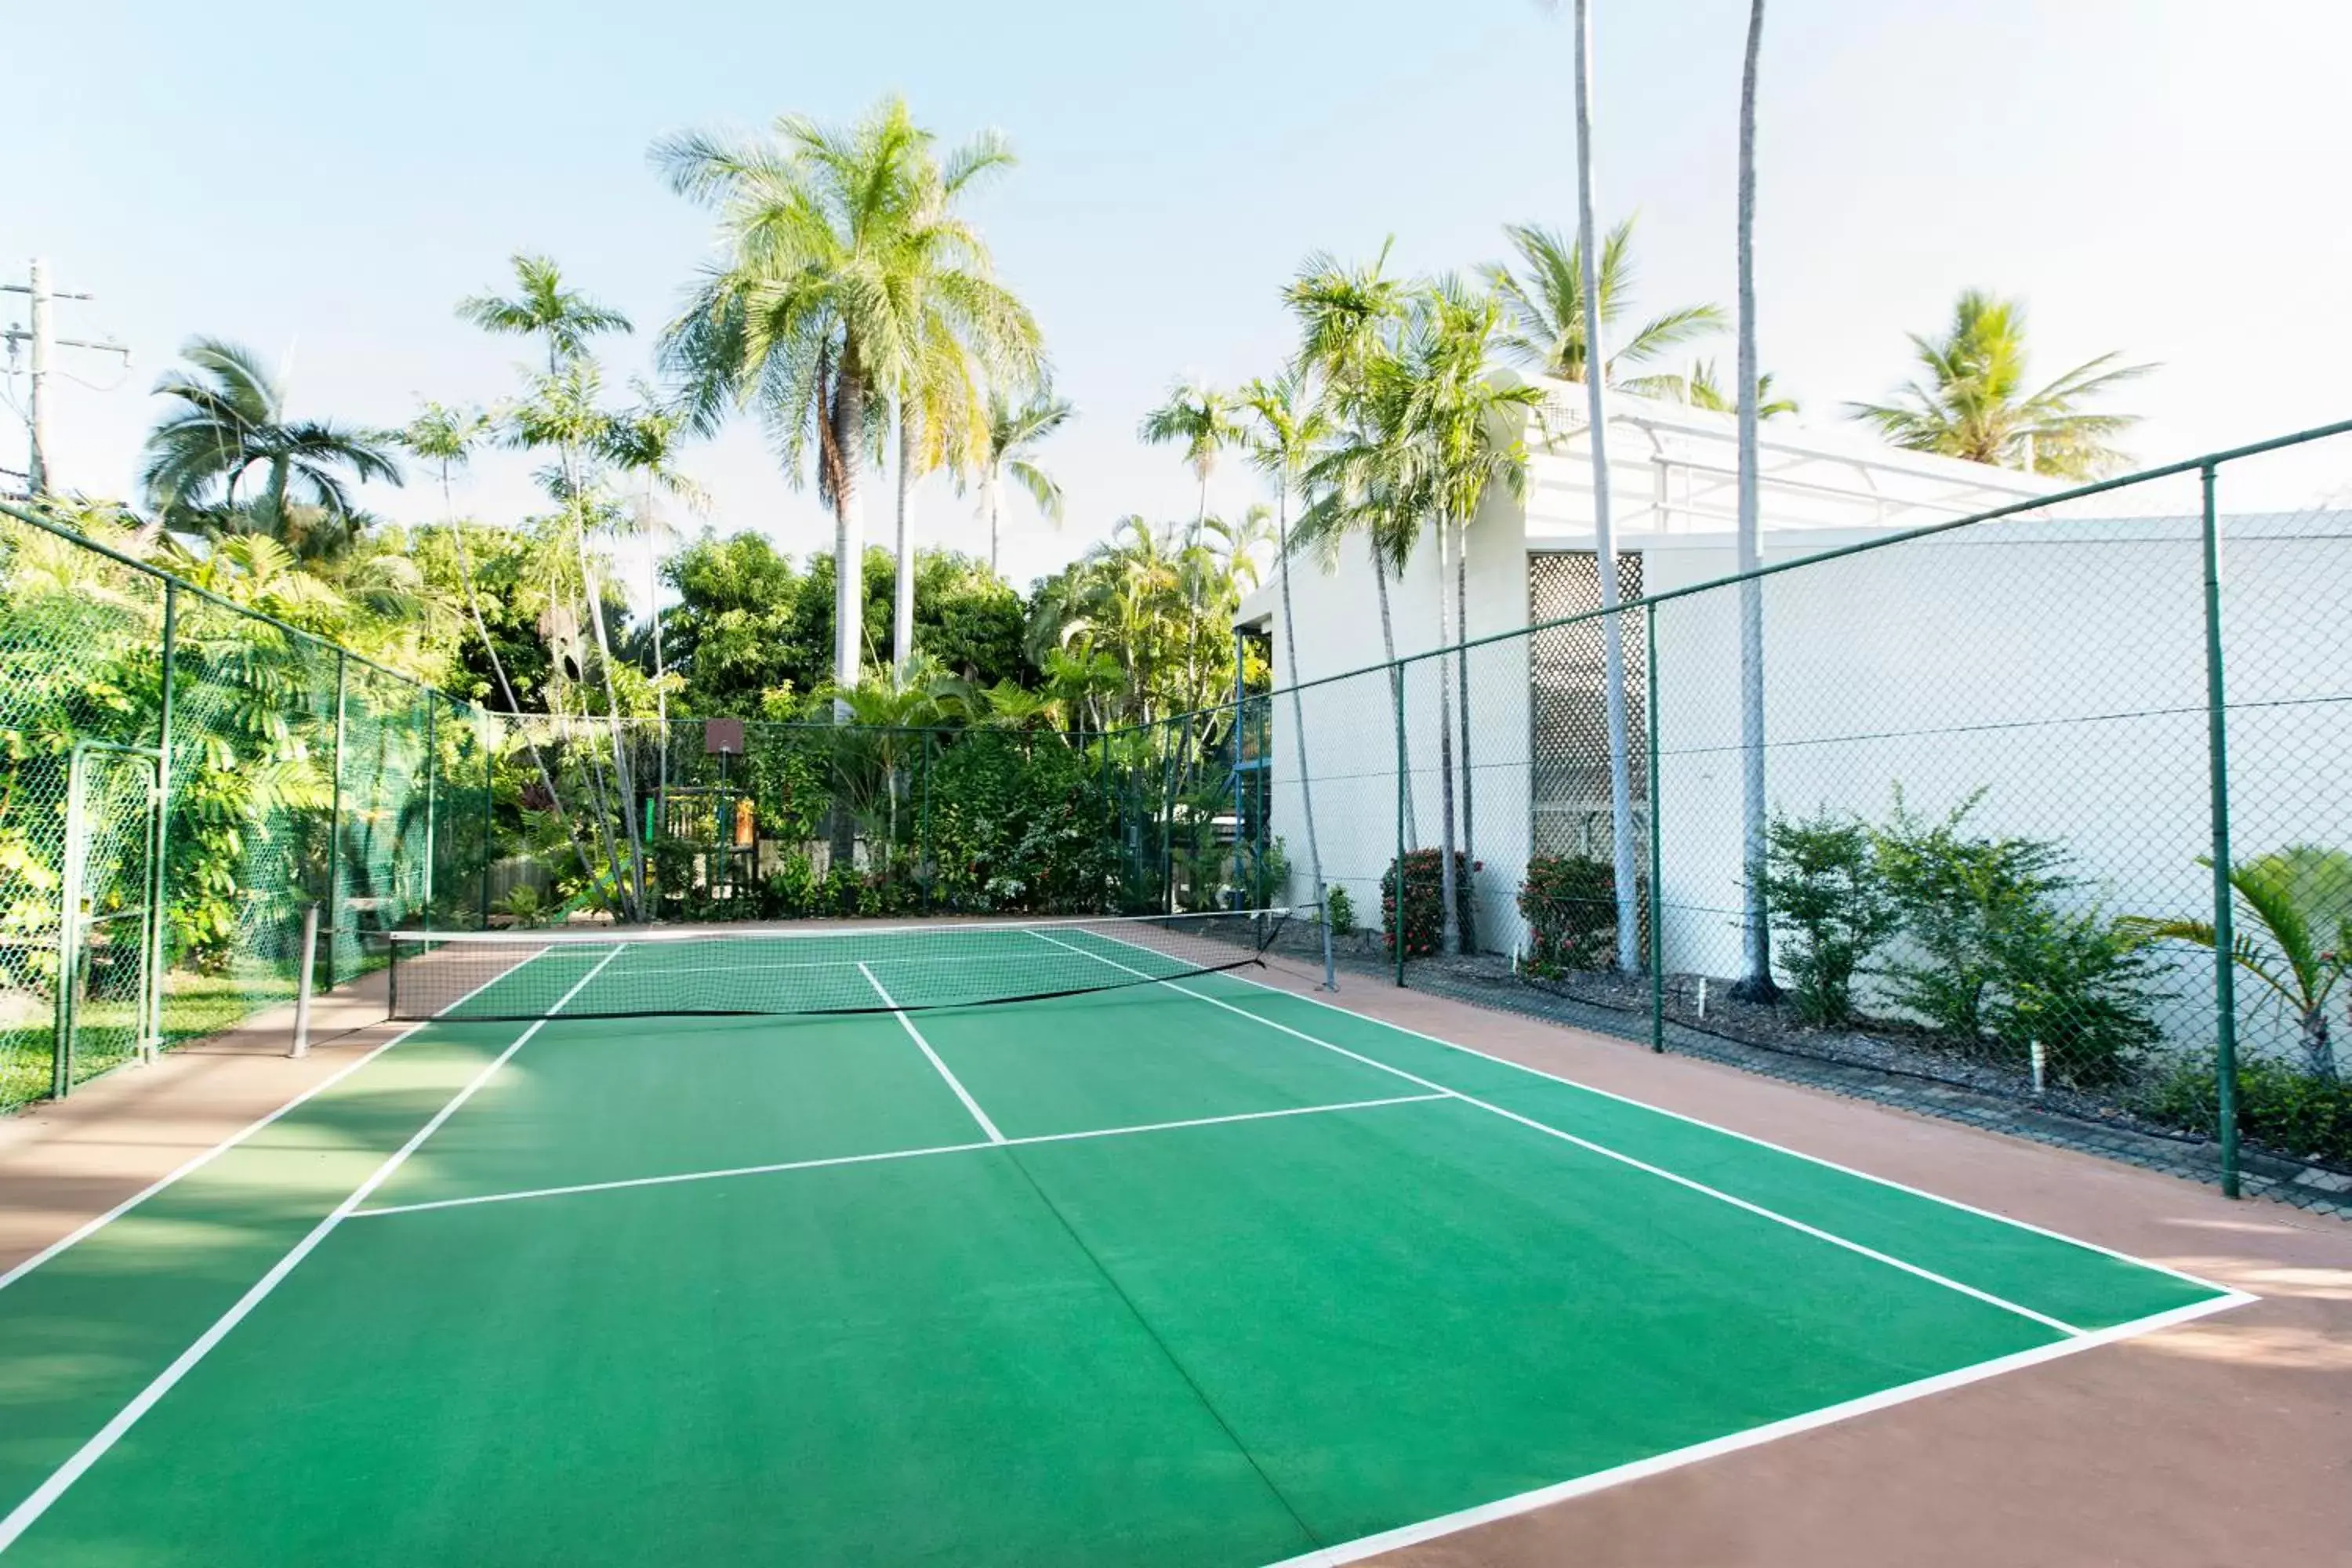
[8,0,2348,593]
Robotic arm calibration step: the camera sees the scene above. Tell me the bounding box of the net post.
[1392,661,1407,989]
[2198,461,2241,1200]
[292,902,320,1058]
[1645,604,1665,1053]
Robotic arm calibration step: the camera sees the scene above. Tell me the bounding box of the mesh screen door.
[56,741,162,1095]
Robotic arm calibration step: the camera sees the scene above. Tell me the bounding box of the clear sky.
[7,0,2348,599]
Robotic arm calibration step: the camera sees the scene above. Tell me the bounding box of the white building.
[1238,376,2349,1055]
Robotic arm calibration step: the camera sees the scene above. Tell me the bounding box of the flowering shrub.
[1381,849,1475,958]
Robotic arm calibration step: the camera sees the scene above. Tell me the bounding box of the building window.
[1528,551,1647,860]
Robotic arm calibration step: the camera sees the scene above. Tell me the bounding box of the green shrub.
[2138,1055,2352,1168]
[1324,885,1356,936]
[1517,854,1620,976]
[758,853,818,919]
[1381,849,1475,959]
[1874,792,2161,1084]
[1762,810,1900,1027]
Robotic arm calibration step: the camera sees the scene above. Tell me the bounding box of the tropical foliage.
[1846,289,2154,477]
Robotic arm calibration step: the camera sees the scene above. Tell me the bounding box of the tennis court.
[0,914,2248,1566]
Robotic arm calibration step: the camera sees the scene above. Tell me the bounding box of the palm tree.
[965,386,1072,573]
[1486,219,1724,388]
[458,255,632,374]
[397,402,604,899]
[600,390,709,822]
[655,97,934,712]
[1846,290,2155,477]
[1139,379,1244,530]
[1409,281,1541,955]
[463,256,648,916]
[1732,0,1778,1003]
[1239,370,1334,948]
[1284,247,1421,827]
[1656,360,1798,419]
[2124,848,2352,1080]
[1561,0,1644,973]
[873,129,1043,686]
[140,338,402,550]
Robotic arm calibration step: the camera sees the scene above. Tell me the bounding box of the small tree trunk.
[1434,515,1461,957]
[1731,0,1779,1002]
[1454,513,1475,901]
[1372,539,1416,836]
[892,400,917,687]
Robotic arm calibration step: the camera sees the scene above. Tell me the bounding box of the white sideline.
[1033,931,2092,1338]
[1257,1289,2254,1568]
[0,945,556,1298]
[1218,956,2240,1298]
[858,962,1005,1143]
[0,944,625,1555]
[347,1093,1448,1220]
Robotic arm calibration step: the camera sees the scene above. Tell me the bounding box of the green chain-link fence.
[1139,420,2352,1208]
[0,501,495,1110]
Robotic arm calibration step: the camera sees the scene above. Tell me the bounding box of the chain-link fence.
[0,502,495,1110]
[1140,421,2352,1208]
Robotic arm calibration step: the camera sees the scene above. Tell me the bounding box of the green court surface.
[0,926,2246,1566]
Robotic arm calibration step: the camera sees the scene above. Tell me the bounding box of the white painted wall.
[1246,381,2352,1062]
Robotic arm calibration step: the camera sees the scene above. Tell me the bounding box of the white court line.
[1207,958,2241,1299]
[0,944,625,1556]
[0,945,557,1298]
[1258,1288,2253,1568]
[858,961,1005,1144]
[1032,931,2089,1338]
[349,1093,1447,1220]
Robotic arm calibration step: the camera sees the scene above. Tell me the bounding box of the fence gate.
[54,741,162,1097]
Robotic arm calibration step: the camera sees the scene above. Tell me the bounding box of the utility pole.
[2,259,130,497]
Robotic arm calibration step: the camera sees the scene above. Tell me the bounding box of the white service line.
[1257,1287,2255,1568]
[1209,958,2242,1299]
[0,945,557,1298]
[858,961,1005,1143]
[0,943,624,1556]
[1029,930,2085,1338]
[350,1092,1448,1220]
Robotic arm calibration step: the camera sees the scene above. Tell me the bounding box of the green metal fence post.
[325,650,347,991]
[918,729,934,914]
[2198,462,2242,1199]
[1646,606,1664,1053]
[478,727,495,931]
[1392,663,1407,989]
[422,691,437,932]
[147,581,177,1059]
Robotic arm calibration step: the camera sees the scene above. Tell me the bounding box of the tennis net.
[383,909,1295,1023]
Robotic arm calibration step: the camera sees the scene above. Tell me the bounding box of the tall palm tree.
[1140,379,1244,703]
[1486,219,1725,388]
[1846,290,2154,477]
[458,255,632,374]
[1563,0,1644,973]
[1139,379,1244,531]
[463,255,648,916]
[1284,246,1421,829]
[1239,371,1334,949]
[398,402,603,897]
[1409,281,1541,955]
[601,390,709,822]
[140,338,402,550]
[875,129,1044,686]
[655,97,934,712]
[965,386,1072,573]
[1732,0,1778,1003]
